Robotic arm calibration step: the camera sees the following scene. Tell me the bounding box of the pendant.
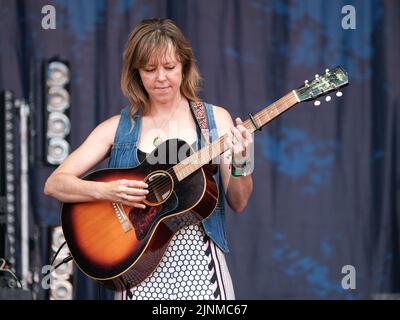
[153,136,162,147]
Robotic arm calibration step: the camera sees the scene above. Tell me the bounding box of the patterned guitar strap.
[189,101,225,300]
[189,101,210,147]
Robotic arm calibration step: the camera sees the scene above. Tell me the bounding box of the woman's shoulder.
[207,104,233,128]
[198,103,234,135]
[99,114,121,130]
[89,114,121,145]
[200,101,230,118]
[211,104,230,117]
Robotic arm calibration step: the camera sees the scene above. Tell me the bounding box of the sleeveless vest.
[108,103,229,252]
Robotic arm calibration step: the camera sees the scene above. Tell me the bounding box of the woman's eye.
[145,69,155,72]
[166,66,175,70]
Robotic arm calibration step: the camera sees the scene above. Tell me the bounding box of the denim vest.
[108,103,229,252]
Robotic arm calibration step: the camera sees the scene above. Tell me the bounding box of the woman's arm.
[213,106,253,213]
[44,115,148,208]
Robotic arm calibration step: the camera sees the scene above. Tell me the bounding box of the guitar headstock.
[295,66,349,106]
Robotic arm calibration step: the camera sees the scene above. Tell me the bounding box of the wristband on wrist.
[231,159,252,177]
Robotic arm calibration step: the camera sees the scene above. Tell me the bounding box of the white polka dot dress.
[115,224,235,300]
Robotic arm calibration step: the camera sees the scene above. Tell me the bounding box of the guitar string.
[143,93,297,200]
[143,93,297,199]
[144,73,345,195]
[144,93,297,198]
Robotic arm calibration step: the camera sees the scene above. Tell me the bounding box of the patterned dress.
[115,149,235,300]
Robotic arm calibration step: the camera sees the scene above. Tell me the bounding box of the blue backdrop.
[0,0,399,299]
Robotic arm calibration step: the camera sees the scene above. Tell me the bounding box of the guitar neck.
[173,91,299,181]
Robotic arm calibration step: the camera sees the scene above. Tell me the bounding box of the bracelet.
[231,159,252,177]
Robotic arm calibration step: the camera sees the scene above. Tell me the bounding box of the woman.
[44,18,253,300]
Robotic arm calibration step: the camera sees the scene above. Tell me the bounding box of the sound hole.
[144,171,173,206]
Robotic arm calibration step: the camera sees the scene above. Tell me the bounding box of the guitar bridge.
[112,202,132,233]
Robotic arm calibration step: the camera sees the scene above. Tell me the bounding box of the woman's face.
[138,44,183,105]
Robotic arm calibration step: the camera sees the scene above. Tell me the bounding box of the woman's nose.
[156,69,167,81]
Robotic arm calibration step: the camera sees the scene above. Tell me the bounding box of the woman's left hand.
[226,117,253,166]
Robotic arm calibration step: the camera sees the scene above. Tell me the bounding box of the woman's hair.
[121,18,202,118]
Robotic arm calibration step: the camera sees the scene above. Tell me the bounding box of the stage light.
[0,91,19,276]
[46,138,70,165]
[7,225,15,235]
[6,214,14,223]
[6,122,13,131]
[47,87,70,112]
[50,280,73,300]
[5,144,13,153]
[43,58,71,165]
[48,226,74,300]
[6,173,14,182]
[6,193,14,203]
[6,163,13,171]
[51,226,67,253]
[46,61,70,87]
[47,112,71,137]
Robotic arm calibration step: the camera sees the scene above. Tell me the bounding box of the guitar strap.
[189,101,210,146]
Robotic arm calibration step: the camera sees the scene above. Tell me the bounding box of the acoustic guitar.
[61,67,349,290]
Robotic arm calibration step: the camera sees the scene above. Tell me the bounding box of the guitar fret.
[174,92,298,181]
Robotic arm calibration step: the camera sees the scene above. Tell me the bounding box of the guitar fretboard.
[173,91,299,181]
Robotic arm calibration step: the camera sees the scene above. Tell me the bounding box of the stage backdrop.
[0,0,399,299]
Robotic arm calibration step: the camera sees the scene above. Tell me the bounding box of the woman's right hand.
[99,179,149,209]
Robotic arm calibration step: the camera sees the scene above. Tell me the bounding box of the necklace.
[150,102,181,147]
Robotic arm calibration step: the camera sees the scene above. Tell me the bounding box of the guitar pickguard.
[128,192,179,241]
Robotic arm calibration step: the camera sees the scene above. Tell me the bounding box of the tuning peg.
[304,80,309,86]
[325,95,331,102]
[325,68,330,74]
[314,100,321,106]
[336,91,343,97]
[315,74,320,79]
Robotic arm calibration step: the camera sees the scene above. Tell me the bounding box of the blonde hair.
[121,18,202,119]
